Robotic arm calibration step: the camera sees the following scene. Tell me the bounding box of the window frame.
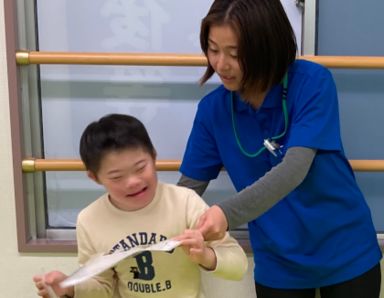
[5,0,76,252]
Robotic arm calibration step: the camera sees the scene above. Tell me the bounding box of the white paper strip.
[60,239,181,288]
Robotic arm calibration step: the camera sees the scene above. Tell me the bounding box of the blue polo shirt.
[180,60,381,288]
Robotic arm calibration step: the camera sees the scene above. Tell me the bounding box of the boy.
[33,114,248,298]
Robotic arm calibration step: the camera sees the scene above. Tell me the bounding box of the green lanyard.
[230,72,289,158]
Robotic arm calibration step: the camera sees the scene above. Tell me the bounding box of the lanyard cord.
[230,72,289,158]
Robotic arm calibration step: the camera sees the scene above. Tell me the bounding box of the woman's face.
[207,24,243,91]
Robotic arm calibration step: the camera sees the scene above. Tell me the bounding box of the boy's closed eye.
[134,161,147,173]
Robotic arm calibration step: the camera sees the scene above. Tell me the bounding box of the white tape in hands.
[60,239,180,288]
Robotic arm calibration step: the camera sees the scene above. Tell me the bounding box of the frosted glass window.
[35,0,303,230]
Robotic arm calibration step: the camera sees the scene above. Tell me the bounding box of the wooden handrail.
[22,159,180,172]
[22,159,384,172]
[17,52,384,173]
[16,51,207,66]
[303,55,384,69]
[16,51,384,69]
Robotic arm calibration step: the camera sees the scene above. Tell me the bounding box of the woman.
[178,0,382,297]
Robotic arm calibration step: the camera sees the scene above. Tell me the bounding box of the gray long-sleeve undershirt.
[177,146,316,229]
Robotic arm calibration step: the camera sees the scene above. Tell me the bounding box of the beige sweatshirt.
[74,182,248,298]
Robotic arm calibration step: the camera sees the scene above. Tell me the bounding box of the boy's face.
[89,147,157,211]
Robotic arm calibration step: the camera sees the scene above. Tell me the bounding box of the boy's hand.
[33,271,74,298]
[174,229,217,270]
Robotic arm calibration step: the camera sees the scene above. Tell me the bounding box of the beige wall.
[0,5,78,298]
[0,3,382,298]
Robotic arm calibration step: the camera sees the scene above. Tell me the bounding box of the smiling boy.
[33,113,247,298]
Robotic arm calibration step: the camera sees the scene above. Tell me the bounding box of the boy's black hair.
[79,114,156,174]
[200,0,297,93]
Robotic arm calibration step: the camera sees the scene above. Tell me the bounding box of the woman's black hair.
[200,0,297,93]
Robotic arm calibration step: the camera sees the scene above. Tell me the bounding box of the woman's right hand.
[33,271,74,298]
[196,205,228,241]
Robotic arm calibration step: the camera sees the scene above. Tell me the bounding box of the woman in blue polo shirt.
[178,0,382,297]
